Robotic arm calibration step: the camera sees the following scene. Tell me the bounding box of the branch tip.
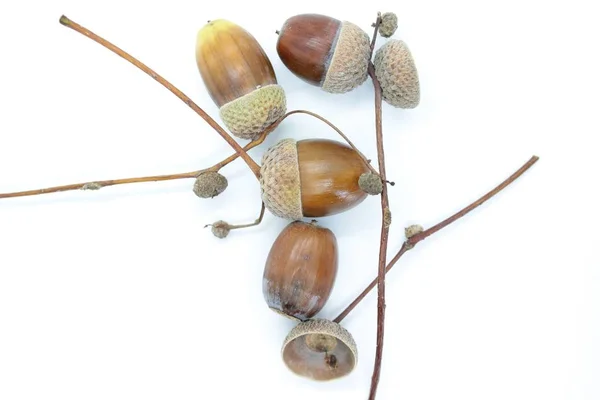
[59,15,71,26]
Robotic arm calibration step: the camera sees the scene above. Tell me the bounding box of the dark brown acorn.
[259,138,371,220]
[276,14,370,94]
[263,221,338,321]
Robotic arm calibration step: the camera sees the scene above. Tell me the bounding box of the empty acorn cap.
[373,39,420,108]
[282,318,357,381]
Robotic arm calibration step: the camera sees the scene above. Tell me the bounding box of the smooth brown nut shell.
[276,14,370,93]
[282,318,357,381]
[276,14,341,86]
[297,139,370,217]
[263,221,338,321]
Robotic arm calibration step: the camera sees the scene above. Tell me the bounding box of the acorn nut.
[263,220,338,321]
[373,39,420,108]
[196,20,286,139]
[260,138,370,219]
[282,318,357,381]
[276,14,370,94]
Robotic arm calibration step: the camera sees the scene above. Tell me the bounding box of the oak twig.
[58,15,261,179]
[333,155,540,323]
[0,126,270,200]
[367,12,388,400]
[0,106,366,201]
[207,202,266,232]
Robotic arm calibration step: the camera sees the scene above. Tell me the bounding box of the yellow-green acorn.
[196,20,286,140]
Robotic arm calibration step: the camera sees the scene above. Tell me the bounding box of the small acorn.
[276,14,370,94]
[263,221,338,321]
[193,171,228,198]
[373,39,420,108]
[208,220,230,239]
[282,318,357,381]
[358,172,383,195]
[260,138,370,219]
[196,20,286,139]
[379,12,398,38]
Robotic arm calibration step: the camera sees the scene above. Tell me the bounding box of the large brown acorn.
[196,20,287,139]
[260,138,371,220]
[263,220,338,320]
[276,14,370,94]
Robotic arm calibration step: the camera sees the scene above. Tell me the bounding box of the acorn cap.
[358,172,383,195]
[219,84,286,140]
[322,21,371,94]
[193,171,228,198]
[373,39,420,108]
[260,138,303,220]
[379,12,398,38]
[282,318,357,381]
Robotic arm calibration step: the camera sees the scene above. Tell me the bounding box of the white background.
[0,1,598,399]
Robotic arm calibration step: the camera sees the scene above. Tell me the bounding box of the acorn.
[196,20,287,139]
[192,171,228,198]
[373,39,420,108]
[263,221,338,321]
[378,12,398,38]
[260,138,370,220]
[282,318,357,381]
[276,14,370,94]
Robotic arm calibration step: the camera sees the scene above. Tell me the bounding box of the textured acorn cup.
[276,14,370,94]
[260,138,370,220]
[196,19,286,139]
[282,318,357,381]
[373,39,420,108]
[263,221,338,321]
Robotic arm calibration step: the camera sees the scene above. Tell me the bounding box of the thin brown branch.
[367,12,387,400]
[0,128,270,200]
[228,202,266,230]
[284,110,378,175]
[0,172,198,199]
[368,62,389,400]
[58,15,261,179]
[369,12,383,56]
[333,155,540,323]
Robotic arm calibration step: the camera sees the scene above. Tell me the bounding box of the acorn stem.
[333,155,540,323]
[227,202,266,230]
[58,15,261,179]
[369,12,383,57]
[285,110,379,175]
